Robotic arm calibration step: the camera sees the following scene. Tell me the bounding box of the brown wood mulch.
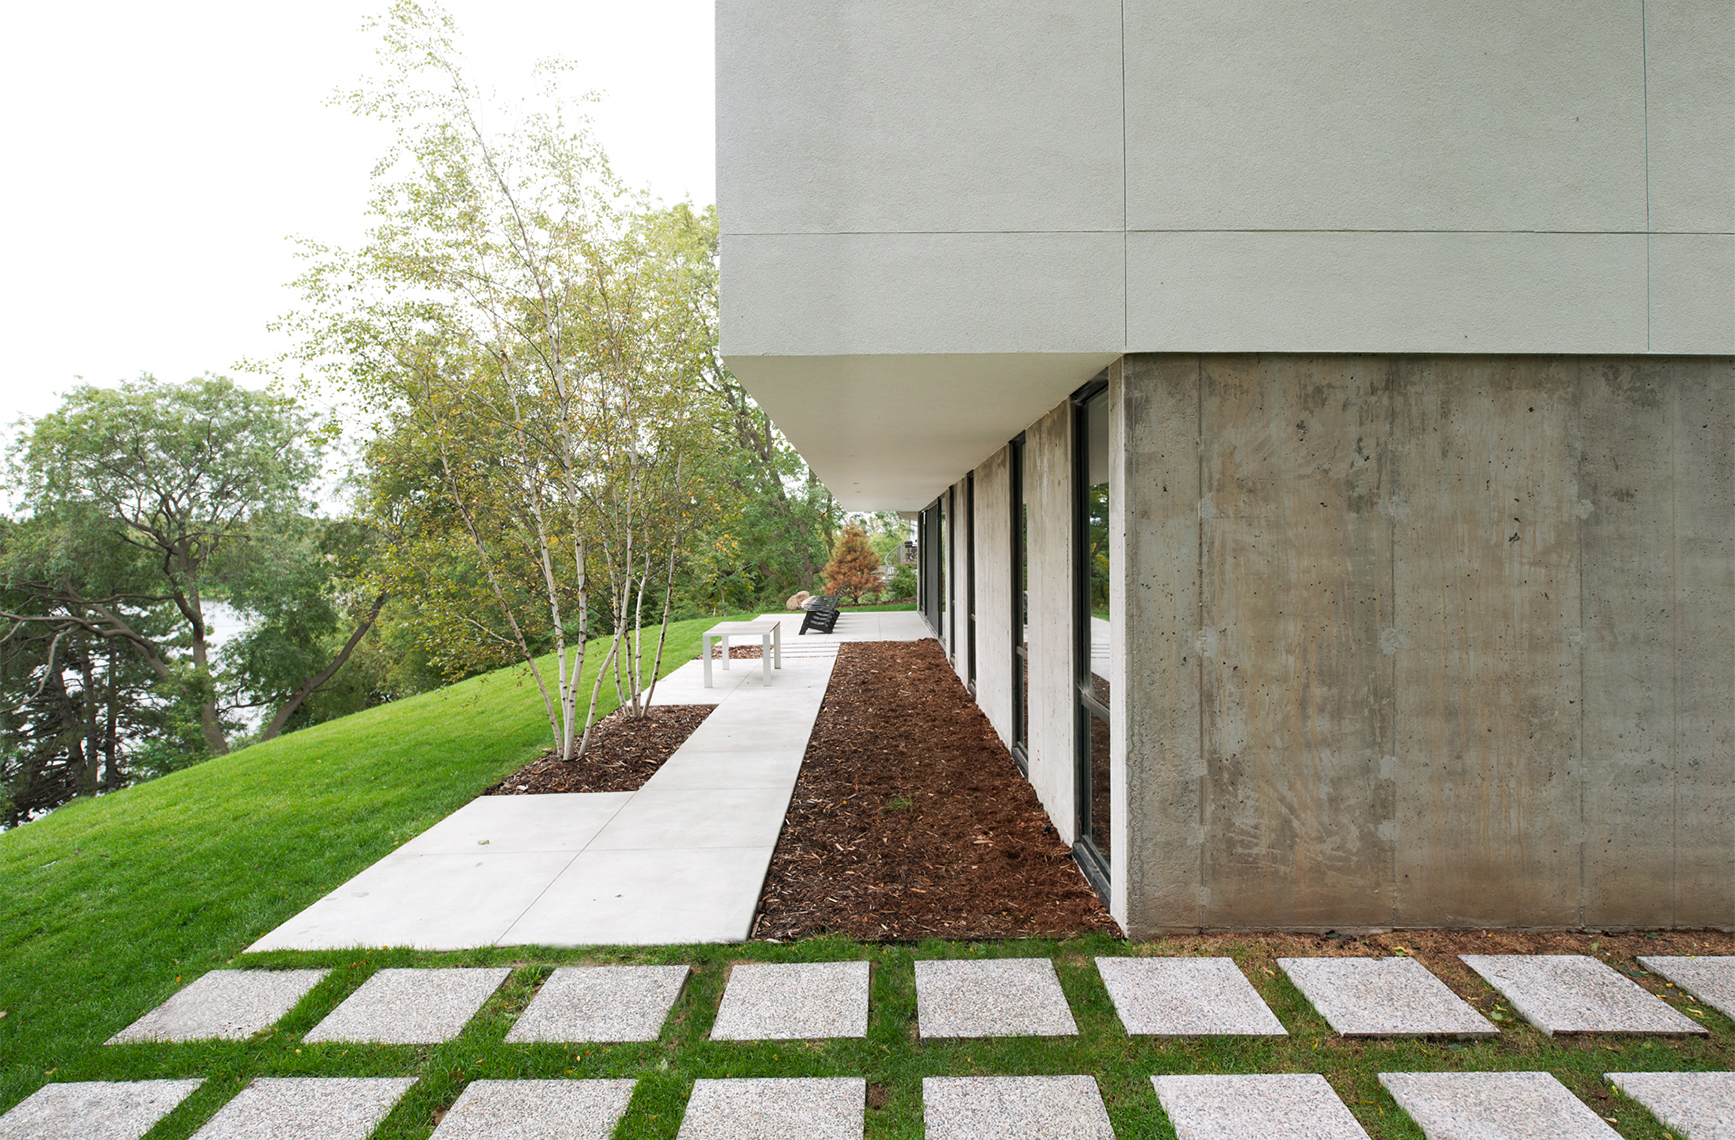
[753,639,1118,941]
[482,704,713,795]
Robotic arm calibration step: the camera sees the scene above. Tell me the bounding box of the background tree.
[1,375,387,762]
[822,523,883,604]
[4,377,316,754]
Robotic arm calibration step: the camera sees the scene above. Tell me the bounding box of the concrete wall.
[973,447,1014,748]
[1024,399,1077,843]
[1119,353,1735,933]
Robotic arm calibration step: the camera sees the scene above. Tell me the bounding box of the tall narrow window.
[1074,380,1111,886]
[937,490,948,654]
[1010,434,1029,772]
[965,472,977,692]
[918,502,940,631]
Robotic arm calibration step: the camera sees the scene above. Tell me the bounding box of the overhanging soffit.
[723,352,1118,511]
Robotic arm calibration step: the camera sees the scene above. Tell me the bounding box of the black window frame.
[965,471,977,694]
[1009,433,1029,774]
[1072,375,1111,898]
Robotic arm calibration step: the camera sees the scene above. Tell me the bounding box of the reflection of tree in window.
[1087,482,1109,618]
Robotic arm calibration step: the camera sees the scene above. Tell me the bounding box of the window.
[965,472,977,692]
[1010,434,1029,772]
[1074,379,1111,887]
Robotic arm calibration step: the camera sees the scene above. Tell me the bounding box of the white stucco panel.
[720,231,1124,358]
[717,0,1125,235]
[1126,231,1649,353]
[1651,235,1735,354]
[1123,0,1648,233]
[1645,0,1735,233]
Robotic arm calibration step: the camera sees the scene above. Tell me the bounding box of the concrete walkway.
[250,610,930,952]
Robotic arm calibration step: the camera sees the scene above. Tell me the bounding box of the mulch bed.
[483,704,713,795]
[753,639,1118,941]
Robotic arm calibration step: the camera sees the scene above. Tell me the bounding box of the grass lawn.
[0,613,758,1121]
[839,601,918,612]
[3,609,1731,1138]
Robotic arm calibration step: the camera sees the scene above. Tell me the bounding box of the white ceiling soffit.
[723,352,1118,511]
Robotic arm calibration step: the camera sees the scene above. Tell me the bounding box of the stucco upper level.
[720,0,1732,360]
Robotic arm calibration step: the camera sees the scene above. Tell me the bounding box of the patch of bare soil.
[754,639,1117,941]
[483,704,712,795]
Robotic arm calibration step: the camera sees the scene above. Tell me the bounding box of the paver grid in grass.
[1150,1073,1370,1140]
[0,1079,203,1140]
[674,1077,864,1140]
[1095,956,1286,1036]
[914,958,1077,1038]
[710,960,870,1040]
[504,965,688,1043]
[107,969,331,1043]
[429,1079,637,1139]
[922,1075,1113,1140]
[1460,954,1707,1036]
[189,1077,417,1140]
[304,967,509,1044]
[1277,956,1497,1037]
[1607,1071,1735,1140]
[1638,955,1735,1020]
[1379,1071,1622,1140]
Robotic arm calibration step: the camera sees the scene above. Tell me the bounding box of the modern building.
[717,2,1734,935]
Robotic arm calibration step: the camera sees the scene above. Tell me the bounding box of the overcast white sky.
[0,0,714,431]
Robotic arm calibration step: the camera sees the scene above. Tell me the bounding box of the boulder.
[786,590,811,611]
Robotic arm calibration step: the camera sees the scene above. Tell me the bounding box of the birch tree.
[287,2,726,760]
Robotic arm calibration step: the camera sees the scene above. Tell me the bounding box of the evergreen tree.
[822,523,882,604]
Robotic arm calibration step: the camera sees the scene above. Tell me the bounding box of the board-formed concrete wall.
[1119,353,1735,934]
[972,448,1013,747]
[1024,400,1077,842]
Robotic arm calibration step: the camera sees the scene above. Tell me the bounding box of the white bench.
[701,620,783,687]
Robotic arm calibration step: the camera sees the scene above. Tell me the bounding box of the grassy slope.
[0,614,741,1116]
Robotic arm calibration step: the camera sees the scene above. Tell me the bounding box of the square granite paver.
[1151,1074,1370,1140]
[1607,1071,1735,1140]
[190,1077,417,1140]
[1380,1071,1621,1140]
[1278,957,1496,1038]
[923,1075,1113,1140]
[430,1079,637,1139]
[0,1079,203,1140]
[506,965,689,1043]
[1460,955,1706,1036]
[914,959,1077,1038]
[711,961,870,1040]
[305,968,510,1044]
[675,1077,864,1140]
[108,970,331,1043]
[1637,956,1735,1021]
[1096,956,1286,1036]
